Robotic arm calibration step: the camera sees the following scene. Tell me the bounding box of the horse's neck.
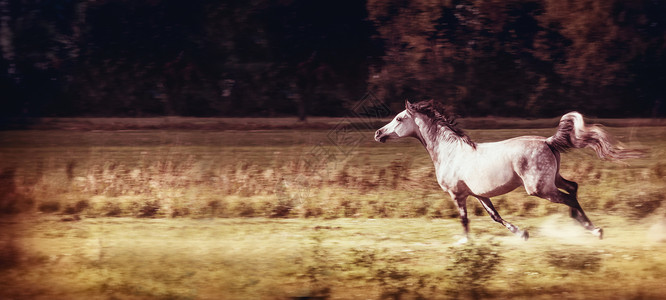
[418,124,473,166]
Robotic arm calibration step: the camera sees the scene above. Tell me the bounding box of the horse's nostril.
[374,130,386,143]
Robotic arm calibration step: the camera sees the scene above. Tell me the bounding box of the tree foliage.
[367,0,666,117]
[0,0,379,118]
[0,0,664,118]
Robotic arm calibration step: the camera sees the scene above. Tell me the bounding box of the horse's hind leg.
[554,175,603,238]
[556,175,578,197]
[476,197,529,240]
[535,186,603,239]
[555,175,584,220]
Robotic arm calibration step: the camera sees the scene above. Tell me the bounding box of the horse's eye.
[396,117,403,122]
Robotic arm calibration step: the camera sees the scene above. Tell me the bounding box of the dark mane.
[407,100,476,149]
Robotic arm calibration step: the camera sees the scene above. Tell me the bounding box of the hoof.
[592,228,603,240]
[520,230,529,241]
[455,236,469,245]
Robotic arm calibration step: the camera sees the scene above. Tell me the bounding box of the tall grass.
[1,127,664,221]
[1,127,664,300]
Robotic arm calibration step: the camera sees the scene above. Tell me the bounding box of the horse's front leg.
[450,193,470,244]
[476,196,529,241]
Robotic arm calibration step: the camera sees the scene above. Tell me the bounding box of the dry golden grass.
[1,215,666,299]
[1,127,663,221]
[0,124,664,299]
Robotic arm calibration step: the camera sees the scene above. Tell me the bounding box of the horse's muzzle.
[374,130,387,143]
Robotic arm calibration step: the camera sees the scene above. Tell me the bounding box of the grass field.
[0,120,665,299]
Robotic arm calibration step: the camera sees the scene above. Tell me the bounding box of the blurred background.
[1,2,666,299]
[1,0,665,122]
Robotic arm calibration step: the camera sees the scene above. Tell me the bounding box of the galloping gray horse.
[375,100,642,242]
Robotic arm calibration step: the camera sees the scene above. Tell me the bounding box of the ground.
[0,120,664,299]
[1,215,666,299]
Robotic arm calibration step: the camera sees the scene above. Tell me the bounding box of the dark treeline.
[0,0,664,119]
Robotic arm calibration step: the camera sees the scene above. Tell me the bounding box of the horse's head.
[374,101,420,143]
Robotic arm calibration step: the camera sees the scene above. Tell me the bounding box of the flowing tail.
[546,112,644,160]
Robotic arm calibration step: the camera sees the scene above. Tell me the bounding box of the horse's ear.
[405,100,413,111]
